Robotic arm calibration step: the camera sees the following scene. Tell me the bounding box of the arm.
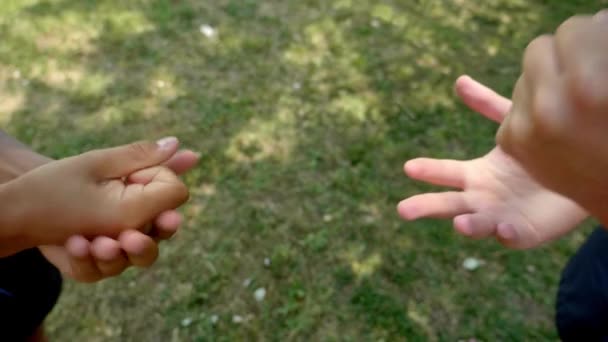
[0,130,50,183]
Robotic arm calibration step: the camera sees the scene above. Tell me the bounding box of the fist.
[1,138,189,255]
[497,11,608,223]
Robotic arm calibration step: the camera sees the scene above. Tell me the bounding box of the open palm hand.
[398,76,587,249]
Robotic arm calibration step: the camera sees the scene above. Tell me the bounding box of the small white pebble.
[210,315,219,325]
[292,82,302,90]
[232,315,244,324]
[200,24,217,38]
[156,80,166,88]
[254,287,266,302]
[463,257,483,271]
[12,70,21,79]
[527,265,536,273]
[371,19,380,28]
[181,317,193,327]
[323,214,333,222]
[363,215,375,224]
[264,258,271,267]
[243,278,252,288]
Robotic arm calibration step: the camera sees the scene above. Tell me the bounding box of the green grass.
[0,0,605,340]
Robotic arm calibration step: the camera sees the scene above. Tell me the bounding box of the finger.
[496,223,521,247]
[521,36,565,137]
[122,166,189,223]
[163,150,200,176]
[453,213,497,239]
[397,192,471,220]
[405,158,467,189]
[455,75,512,123]
[65,235,102,283]
[151,210,182,241]
[496,77,533,157]
[119,230,160,267]
[557,15,608,108]
[555,15,594,71]
[594,9,608,21]
[86,137,180,179]
[523,35,560,92]
[90,237,129,277]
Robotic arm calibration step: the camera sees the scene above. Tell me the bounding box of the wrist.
[0,180,32,256]
[0,148,51,182]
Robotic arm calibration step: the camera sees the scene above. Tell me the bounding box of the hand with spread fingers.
[398,76,587,249]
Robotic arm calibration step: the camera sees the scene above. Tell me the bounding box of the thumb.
[85,137,179,179]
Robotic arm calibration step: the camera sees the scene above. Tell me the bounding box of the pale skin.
[398,75,588,249]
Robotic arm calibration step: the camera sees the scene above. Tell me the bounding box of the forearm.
[0,131,50,256]
[0,130,50,182]
[0,180,32,256]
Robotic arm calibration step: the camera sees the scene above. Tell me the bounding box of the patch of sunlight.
[371,4,395,23]
[407,302,436,341]
[409,81,455,109]
[35,29,97,55]
[358,202,382,225]
[333,0,352,10]
[76,100,141,130]
[1,0,38,17]
[28,9,151,54]
[147,71,180,105]
[225,98,297,164]
[284,17,380,121]
[194,183,217,197]
[103,10,156,35]
[425,0,475,31]
[0,93,23,124]
[392,14,409,29]
[328,92,375,122]
[339,244,382,279]
[351,253,382,279]
[39,60,86,87]
[284,19,340,66]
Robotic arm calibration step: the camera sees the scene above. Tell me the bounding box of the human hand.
[496,11,608,224]
[39,149,199,282]
[1,137,189,256]
[398,76,588,249]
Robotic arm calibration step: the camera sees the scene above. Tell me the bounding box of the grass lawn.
[1,0,605,340]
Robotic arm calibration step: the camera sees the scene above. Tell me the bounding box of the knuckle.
[523,35,553,70]
[174,181,190,205]
[556,15,587,38]
[566,68,604,110]
[530,89,562,138]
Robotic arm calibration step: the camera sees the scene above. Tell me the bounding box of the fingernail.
[156,136,178,150]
